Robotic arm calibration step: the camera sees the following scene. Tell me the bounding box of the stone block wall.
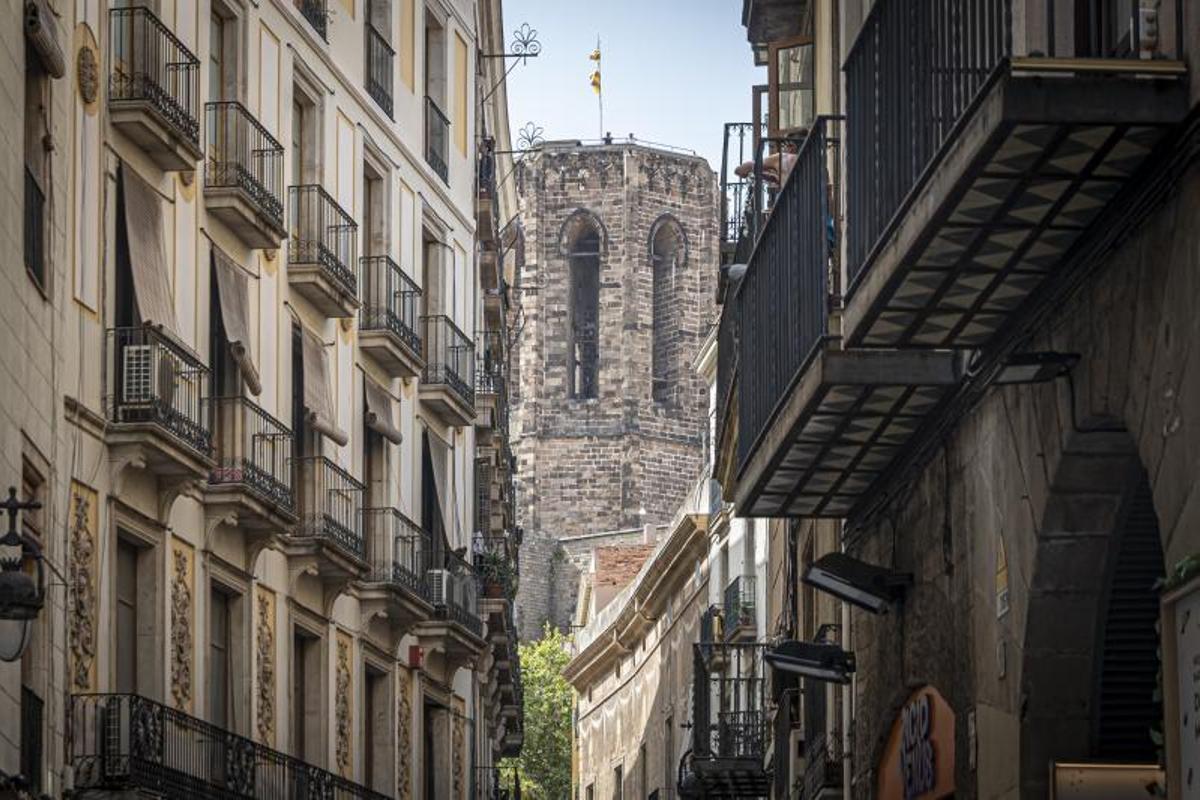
[512,143,718,640]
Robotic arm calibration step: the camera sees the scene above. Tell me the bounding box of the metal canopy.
[845,70,1188,350]
[735,349,960,519]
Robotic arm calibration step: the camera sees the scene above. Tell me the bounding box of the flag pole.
[596,36,603,140]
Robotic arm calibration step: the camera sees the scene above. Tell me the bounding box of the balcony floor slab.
[845,66,1188,351]
[735,347,961,518]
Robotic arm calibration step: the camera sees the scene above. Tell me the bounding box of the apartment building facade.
[716,0,1200,798]
[6,0,522,797]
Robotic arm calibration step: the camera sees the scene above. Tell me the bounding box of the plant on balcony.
[476,549,518,599]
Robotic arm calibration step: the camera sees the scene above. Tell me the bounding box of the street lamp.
[0,487,44,662]
[802,552,912,615]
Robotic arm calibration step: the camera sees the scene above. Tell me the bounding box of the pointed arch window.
[566,222,601,399]
[650,217,686,403]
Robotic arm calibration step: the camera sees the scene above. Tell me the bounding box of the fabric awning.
[426,429,461,546]
[364,377,403,445]
[121,164,177,333]
[212,246,262,396]
[301,329,349,446]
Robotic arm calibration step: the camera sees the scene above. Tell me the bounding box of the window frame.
[767,34,815,141]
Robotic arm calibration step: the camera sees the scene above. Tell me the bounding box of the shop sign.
[877,685,955,800]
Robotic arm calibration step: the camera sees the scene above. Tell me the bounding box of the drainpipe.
[841,587,852,798]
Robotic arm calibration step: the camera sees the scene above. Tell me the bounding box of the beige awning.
[212,246,262,396]
[426,428,461,545]
[364,377,403,445]
[121,164,177,333]
[301,329,349,446]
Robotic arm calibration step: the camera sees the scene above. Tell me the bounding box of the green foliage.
[500,625,574,800]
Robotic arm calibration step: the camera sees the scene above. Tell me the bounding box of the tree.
[501,624,573,800]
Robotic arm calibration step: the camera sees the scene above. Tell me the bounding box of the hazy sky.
[500,0,764,172]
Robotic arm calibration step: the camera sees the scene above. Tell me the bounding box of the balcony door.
[767,36,814,140]
[114,539,139,694]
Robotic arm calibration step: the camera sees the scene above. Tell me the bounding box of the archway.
[1019,429,1165,796]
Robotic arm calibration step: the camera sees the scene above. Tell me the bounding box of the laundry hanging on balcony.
[364,376,403,445]
[211,245,262,395]
[120,163,177,334]
[300,328,349,446]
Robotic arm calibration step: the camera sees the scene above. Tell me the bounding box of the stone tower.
[511,141,718,640]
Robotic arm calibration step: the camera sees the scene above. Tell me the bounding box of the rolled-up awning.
[212,246,262,395]
[426,428,461,545]
[364,377,403,445]
[120,164,178,333]
[301,329,349,446]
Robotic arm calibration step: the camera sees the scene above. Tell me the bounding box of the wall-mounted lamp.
[802,552,911,615]
[991,351,1079,386]
[764,638,855,684]
[0,487,44,662]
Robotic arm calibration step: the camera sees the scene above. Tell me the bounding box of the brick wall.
[512,143,718,640]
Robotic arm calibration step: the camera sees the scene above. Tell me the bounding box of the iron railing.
[845,0,1011,284]
[428,548,482,636]
[422,315,475,409]
[723,575,756,641]
[21,686,43,794]
[209,396,294,512]
[294,456,365,557]
[425,96,450,183]
[363,507,430,599]
[296,0,329,40]
[107,326,213,457]
[718,122,762,263]
[205,101,285,228]
[24,167,45,290]
[714,292,738,479]
[289,184,358,297]
[360,255,421,353]
[70,693,390,800]
[801,679,842,797]
[478,138,497,200]
[691,643,768,762]
[736,117,841,475]
[108,6,200,147]
[365,24,394,117]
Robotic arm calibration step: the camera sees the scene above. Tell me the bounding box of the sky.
[499,0,764,172]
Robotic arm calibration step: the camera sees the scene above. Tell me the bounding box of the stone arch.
[559,209,604,399]
[1018,427,1166,796]
[648,215,688,403]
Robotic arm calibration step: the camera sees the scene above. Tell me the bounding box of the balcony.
[417,548,485,674]
[475,330,508,441]
[800,680,842,799]
[281,456,367,599]
[843,0,1188,350]
[359,507,433,634]
[205,397,295,548]
[296,0,328,40]
[420,315,475,426]
[477,140,498,245]
[425,96,450,183]
[71,693,390,800]
[108,7,202,171]
[288,185,359,317]
[105,326,213,481]
[204,102,286,249]
[726,118,962,518]
[723,576,756,642]
[682,643,769,798]
[365,24,394,118]
[718,122,762,268]
[358,256,423,377]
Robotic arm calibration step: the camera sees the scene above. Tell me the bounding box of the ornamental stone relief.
[256,588,276,744]
[335,635,352,776]
[68,482,97,691]
[396,668,412,800]
[452,709,465,799]
[170,545,193,710]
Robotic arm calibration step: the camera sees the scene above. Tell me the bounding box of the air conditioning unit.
[121,345,157,406]
[427,569,450,605]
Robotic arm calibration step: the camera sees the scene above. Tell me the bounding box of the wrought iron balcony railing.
[107,326,213,457]
[209,396,294,512]
[735,117,841,475]
[422,315,475,408]
[108,6,200,147]
[294,455,365,557]
[425,96,450,183]
[205,101,285,229]
[801,678,842,796]
[24,167,45,290]
[360,255,421,352]
[691,642,768,763]
[718,122,764,264]
[363,507,430,599]
[365,24,394,117]
[723,575,756,641]
[71,693,390,800]
[428,548,482,637]
[288,184,358,298]
[296,0,329,40]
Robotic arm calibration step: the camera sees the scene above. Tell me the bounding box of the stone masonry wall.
[512,143,718,640]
